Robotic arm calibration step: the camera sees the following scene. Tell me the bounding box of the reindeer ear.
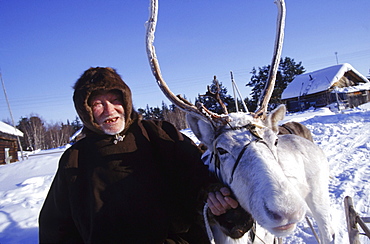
[266,104,286,133]
[186,114,215,148]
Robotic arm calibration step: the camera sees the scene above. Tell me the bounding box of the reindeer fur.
[278,121,314,142]
[188,105,334,244]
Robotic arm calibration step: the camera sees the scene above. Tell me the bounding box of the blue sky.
[1,0,369,123]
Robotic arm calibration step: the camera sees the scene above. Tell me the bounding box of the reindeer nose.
[264,203,304,222]
[292,206,306,222]
[265,205,282,221]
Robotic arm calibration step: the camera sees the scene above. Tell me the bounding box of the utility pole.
[0,70,25,160]
[230,71,249,113]
[230,71,239,112]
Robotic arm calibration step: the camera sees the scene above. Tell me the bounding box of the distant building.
[281,63,370,112]
[0,121,23,164]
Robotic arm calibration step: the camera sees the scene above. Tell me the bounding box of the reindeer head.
[191,104,306,235]
[145,0,307,238]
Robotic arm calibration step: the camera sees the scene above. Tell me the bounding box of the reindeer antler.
[254,0,286,119]
[146,0,230,127]
[146,0,285,122]
[199,76,229,115]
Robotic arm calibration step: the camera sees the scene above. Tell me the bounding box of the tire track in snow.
[304,113,370,202]
[302,112,370,244]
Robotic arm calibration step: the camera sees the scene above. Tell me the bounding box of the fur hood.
[73,67,138,135]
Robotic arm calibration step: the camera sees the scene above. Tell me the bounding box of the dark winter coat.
[39,67,250,243]
[39,119,213,243]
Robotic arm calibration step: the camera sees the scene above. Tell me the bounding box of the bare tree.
[163,105,188,130]
[16,115,81,150]
[18,115,46,150]
[45,122,74,149]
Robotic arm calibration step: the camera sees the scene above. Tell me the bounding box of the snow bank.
[1,104,370,243]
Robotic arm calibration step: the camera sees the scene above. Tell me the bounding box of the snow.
[281,63,369,100]
[0,121,23,137]
[1,104,370,243]
[336,82,370,93]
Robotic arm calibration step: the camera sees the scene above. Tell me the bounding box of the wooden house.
[0,121,23,164]
[281,63,370,112]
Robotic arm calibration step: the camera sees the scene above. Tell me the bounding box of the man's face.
[89,91,125,135]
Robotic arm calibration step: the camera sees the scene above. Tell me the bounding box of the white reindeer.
[145,0,335,243]
[190,105,334,244]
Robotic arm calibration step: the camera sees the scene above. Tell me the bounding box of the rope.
[305,216,321,243]
[251,223,268,244]
[203,203,216,244]
[203,203,273,244]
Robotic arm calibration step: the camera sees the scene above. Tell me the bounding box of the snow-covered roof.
[281,63,369,100]
[335,82,370,93]
[0,121,23,137]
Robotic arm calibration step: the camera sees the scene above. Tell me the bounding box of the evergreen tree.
[137,108,147,117]
[138,105,163,120]
[246,57,305,111]
[197,76,235,114]
[71,116,83,132]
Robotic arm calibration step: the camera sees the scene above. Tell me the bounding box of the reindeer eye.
[274,138,279,146]
[217,147,228,155]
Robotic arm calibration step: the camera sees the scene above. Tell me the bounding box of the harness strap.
[228,139,256,185]
[280,123,294,134]
[228,138,277,185]
[210,152,222,183]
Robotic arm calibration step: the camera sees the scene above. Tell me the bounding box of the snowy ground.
[0,104,369,243]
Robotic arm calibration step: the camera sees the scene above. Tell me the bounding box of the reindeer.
[145,0,335,243]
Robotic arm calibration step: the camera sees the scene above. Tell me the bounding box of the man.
[39,67,246,243]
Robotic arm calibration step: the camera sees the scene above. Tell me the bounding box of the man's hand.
[207,187,239,216]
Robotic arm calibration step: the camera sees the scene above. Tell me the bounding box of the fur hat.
[73,67,137,135]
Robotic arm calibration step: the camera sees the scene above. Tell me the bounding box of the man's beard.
[100,115,125,135]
